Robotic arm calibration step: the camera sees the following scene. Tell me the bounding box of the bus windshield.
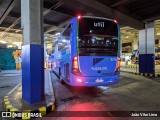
[78,18,118,56]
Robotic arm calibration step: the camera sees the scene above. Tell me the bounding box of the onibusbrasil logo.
[2,112,42,118]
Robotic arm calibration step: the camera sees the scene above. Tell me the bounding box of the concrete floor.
[41,71,160,120]
[0,71,21,111]
[0,70,160,120]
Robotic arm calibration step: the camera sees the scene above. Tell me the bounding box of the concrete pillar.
[139,22,155,74]
[21,0,44,104]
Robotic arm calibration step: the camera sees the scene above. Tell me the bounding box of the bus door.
[58,23,71,81]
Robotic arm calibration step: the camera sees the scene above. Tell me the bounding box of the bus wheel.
[60,76,65,85]
[59,68,65,84]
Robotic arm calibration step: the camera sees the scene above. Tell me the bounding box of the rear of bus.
[70,16,120,86]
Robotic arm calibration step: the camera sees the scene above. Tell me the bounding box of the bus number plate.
[96,78,104,82]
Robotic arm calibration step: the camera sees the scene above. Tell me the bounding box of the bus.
[50,16,121,86]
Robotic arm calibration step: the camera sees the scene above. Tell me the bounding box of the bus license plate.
[96,79,104,82]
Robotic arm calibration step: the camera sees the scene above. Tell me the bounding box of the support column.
[21,0,44,104]
[139,22,155,74]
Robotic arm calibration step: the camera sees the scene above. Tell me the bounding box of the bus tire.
[59,67,61,78]
[60,76,65,85]
[59,68,65,84]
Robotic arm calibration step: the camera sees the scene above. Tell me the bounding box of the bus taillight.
[117,57,121,68]
[114,57,121,74]
[72,56,82,76]
[114,20,117,23]
[77,78,82,83]
[73,56,78,68]
[77,15,81,19]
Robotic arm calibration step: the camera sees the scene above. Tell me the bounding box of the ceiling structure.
[0,0,160,50]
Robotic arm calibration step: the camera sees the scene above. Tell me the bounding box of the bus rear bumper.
[68,74,120,86]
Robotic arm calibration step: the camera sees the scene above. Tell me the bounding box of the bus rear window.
[79,18,118,38]
[78,18,118,56]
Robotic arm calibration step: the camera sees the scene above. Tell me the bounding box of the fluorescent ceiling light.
[157,33,160,35]
[0,40,7,44]
[55,32,60,36]
[12,42,22,46]
[7,45,13,48]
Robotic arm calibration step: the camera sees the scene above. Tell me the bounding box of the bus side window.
[52,41,58,53]
[58,24,71,51]
[58,40,64,51]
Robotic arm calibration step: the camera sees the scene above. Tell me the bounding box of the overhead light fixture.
[15,30,21,33]
[157,33,160,35]
[0,40,7,44]
[47,44,52,49]
[55,32,60,36]
[7,45,13,48]
[12,42,22,46]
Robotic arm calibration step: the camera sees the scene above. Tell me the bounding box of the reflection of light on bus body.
[62,39,67,42]
[53,61,56,68]
[55,32,60,36]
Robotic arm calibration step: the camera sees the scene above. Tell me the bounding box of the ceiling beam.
[67,0,144,29]
[44,19,70,33]
[44,19,59,26]
[0,21,21,29]
[0,29,22,34]
[115,6,143,21]
[0,17,20,37]
[129,0,158,13]
[44,12,93,33]
[111,0,138,7]
[111,0,129,7]
[143,13,160,22]
[43,1,75,17]
[43,1,64,16]
[0,0,18,24]
[8,12,58,26]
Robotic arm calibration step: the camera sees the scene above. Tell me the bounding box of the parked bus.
[50,16,121,86]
